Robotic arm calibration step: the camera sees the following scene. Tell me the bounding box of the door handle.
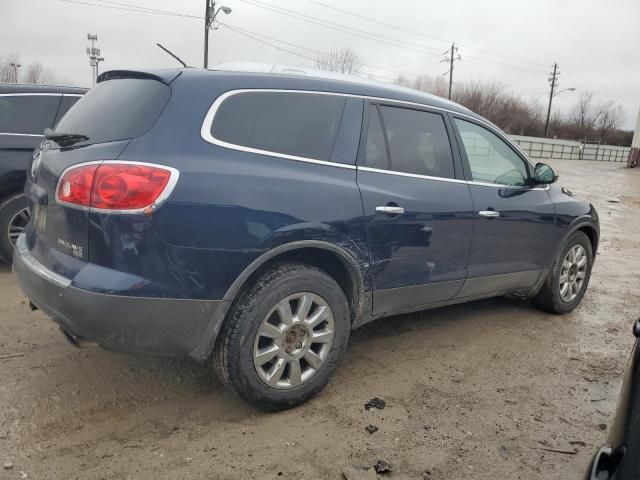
[376,205,405,215]
[479,210,500,218]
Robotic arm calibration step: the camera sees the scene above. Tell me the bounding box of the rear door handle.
[479,210,500,218]
[376,206,405,215]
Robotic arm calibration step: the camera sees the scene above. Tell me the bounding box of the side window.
[0,95,60,135]
[210,91,346,161]
[454,119,528,186]
[53,95,82,127]
[362,105,389,170]
[379,105,455,179]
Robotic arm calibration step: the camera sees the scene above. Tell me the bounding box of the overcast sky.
[2,0,639,129]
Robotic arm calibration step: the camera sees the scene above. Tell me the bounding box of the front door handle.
[376,205,405,215]
[479,210,500,218]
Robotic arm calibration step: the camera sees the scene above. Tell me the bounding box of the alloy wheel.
[8,208,30,247]
[559,244,588,302]
[253,292,335,390]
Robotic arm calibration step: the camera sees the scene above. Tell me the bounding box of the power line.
[60,0,437,81]
[60,0,199,18]
[462,57,548,75]
[299,0,550,67]
[59,0,552,80]
[240,0,551,75]
[218,23,413,82]
[301,0,452,46]
[238,0,444,55]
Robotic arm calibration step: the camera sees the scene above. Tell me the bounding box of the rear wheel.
[214,263,350,411]
[533,231,593,314]
[0,194,30,264]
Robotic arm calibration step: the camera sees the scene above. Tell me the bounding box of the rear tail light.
[57,161,178,212]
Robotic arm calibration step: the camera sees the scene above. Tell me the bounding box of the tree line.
[316,48,632,146]
[0,53,60,85]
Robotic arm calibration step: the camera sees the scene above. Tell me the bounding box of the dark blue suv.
[12,68,599,410]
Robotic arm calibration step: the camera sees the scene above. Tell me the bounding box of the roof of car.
[98,65,480,120]
[0,83,88,95]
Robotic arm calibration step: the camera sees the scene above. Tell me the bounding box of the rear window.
[53,78,170,147]
[0,95,60,135]
[210,91,346,161]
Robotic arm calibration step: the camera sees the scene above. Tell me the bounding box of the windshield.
[53,78,170,147]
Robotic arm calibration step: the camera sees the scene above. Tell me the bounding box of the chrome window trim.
[55,160,180,214]
[200,88,543,187]
[358,166,549,190]
[358,166,466,185]
[0,93,63,97]
[200,89,356,170]
[0,132,43,137]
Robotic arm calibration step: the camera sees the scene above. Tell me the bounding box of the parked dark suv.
[0,83,86,263]
[13,68,599,410]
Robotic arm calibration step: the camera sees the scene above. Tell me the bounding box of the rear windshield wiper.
[43,128,89,147]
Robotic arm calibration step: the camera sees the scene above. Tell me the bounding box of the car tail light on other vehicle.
[57,161,178,212]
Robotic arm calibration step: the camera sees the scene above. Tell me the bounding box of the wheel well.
[578,226,598,257]
[239,247,360,324]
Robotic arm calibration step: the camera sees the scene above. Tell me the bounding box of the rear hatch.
[25,75,172,278]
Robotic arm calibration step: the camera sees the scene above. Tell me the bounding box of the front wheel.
[533,231,593,314]
[0,194,30,264]
[214,263,350,411]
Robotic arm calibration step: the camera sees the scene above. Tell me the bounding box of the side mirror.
[533,163,557,185]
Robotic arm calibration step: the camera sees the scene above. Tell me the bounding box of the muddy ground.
[1,160,639,479]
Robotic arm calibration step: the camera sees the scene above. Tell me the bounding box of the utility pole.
[442,43,461,100]
[204,0,211,69]
[544,62,559,138]
[9,63,21,83]
[86,33,104,86]
[203,0,232,69]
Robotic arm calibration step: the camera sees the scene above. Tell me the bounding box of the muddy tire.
[214,263,350,411]
[0,194,29,264]
[534,231,593,314]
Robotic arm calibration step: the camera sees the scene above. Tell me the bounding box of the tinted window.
[211,92,346,161]
[0,95,59,135]
[363,105,389,170]
[53,95,82,127]
[379,106,455,178]
[455,119,528,186]
[54,79,170,147]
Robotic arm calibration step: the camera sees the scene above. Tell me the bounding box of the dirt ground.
[1,159,639,480]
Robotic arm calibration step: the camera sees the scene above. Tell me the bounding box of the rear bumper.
[12,235,224,358]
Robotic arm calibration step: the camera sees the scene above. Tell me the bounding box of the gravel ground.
[1,160,639,480]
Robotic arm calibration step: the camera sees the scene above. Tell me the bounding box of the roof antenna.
[156,43,188,68]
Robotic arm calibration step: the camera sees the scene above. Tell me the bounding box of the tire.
[214,262,350,411]
[533,231,593,314]
[0,194,30,265]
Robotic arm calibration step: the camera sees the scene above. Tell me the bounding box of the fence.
[510,135,631,163]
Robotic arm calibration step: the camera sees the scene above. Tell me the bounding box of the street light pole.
[203,1,232,69]
[10,63,21,83]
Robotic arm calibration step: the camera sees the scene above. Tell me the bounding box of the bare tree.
[570,92,599,139]
[23,62,56,85]
[595,100,623,143]
[315,48,363,75]
[0,53,21,83]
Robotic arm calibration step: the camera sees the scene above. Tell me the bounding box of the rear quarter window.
[53,78,170,147]
[0,95,60,135]
[209,91,346,161]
